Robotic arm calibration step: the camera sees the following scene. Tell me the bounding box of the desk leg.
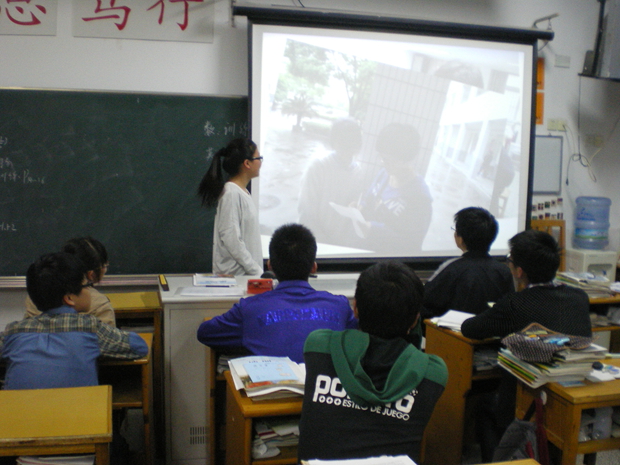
[225,381,252,465]
[142,359,153,465]
[561,402,582,465]
[95,443,110,465]
[423,325,475,465]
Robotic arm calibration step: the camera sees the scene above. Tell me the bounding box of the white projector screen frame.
[240,8,547,268]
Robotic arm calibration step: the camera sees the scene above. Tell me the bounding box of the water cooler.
[565,248,618,281]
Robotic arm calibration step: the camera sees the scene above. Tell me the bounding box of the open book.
[228,356,305,400]
[430,310,474,331]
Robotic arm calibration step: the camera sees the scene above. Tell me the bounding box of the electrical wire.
[566,76,598,184]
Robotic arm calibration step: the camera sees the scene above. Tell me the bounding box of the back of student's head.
[62,236,108,282]
[454,207,498,252]
[26,252,87,312]
[268,223,317,281]
[354,261,423,339]
[197,138,258,207]
[509,229,560,284]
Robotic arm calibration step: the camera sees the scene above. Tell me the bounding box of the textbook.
[228,355,305,400]
[193,274,237,287]
[301,456,416,465]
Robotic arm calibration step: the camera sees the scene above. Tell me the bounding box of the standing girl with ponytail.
[198,138,264,276]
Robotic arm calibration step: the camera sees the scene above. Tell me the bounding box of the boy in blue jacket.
[197,223,357,363]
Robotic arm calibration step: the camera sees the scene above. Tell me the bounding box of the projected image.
[253,26,532,259]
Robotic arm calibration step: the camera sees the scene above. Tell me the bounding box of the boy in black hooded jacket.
[298,261,448,462]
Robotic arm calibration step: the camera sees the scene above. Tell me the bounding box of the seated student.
[24,236,116,327]
[423,206,514,319]
[298,261,448,463]
[197,223,357,364]
[461,229,592,340]
[0,252,148,390]
[461,229,592,462]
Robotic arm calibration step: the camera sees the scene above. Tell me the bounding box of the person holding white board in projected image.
[331,123,433,255]
[198,138,264,276]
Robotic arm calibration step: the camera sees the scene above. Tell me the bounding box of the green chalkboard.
[0,88,248,276]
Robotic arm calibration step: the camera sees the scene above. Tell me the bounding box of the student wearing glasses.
[24,236,116,327]
[198,138,264,276]
[460,229,591,462]
[1,252,148,390]
[422,207,514,319]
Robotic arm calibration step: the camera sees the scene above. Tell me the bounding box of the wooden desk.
[423,295,620,465]
[491,460,540,465]
[107,291,164,462]
[99,332,153,465]
[422,321,501,465]
[224,370,302,465]
[0,385,112,465]
[160,274,356,465]
[516,358,620,465]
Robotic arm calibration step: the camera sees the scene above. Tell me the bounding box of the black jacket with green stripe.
[298,329,448,462]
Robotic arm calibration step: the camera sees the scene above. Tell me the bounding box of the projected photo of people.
[297,117,364,247]
[253,27,531,260]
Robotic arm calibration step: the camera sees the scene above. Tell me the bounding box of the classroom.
[1,1,620,465]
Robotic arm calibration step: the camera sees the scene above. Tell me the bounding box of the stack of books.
[555,272,614,299]
[253,418,300,459]
[498,343,608,388]
[228,355,305,400]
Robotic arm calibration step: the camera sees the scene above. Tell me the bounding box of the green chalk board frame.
[0,88,248,276]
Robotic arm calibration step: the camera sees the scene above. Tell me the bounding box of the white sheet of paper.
[179,286,244,297]
[328,202,366,238]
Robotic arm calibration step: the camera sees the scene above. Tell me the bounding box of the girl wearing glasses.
[198,138,264,276]
[24,236,116,326]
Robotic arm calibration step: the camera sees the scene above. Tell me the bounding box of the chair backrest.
[530,219,565,271]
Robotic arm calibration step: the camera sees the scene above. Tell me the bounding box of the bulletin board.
[533,135,563,195]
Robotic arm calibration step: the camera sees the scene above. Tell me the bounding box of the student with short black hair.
[197,223,357,364]
[461,229,591,463]
[423,206,514,318]
[24,236,116,326]
[0,252,148,390]
[461,229,591,339]
[298,261,448,463]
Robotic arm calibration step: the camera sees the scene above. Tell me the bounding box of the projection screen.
[241,9,549,266]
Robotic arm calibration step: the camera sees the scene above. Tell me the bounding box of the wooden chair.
[530,219,566,271]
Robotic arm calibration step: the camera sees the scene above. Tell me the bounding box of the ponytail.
[62,236,108,282]
[197,138,258,207]
[198,147,226,207]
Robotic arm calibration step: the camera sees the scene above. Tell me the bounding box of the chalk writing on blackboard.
[0,156,14,169]
[0,222,17,232]
[203,121,248,138]
[0,170,45,185]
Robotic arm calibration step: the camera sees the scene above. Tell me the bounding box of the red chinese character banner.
[73,0,213,43]
[0,0,57,36]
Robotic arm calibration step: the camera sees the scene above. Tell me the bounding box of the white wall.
[1,0,619,283]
